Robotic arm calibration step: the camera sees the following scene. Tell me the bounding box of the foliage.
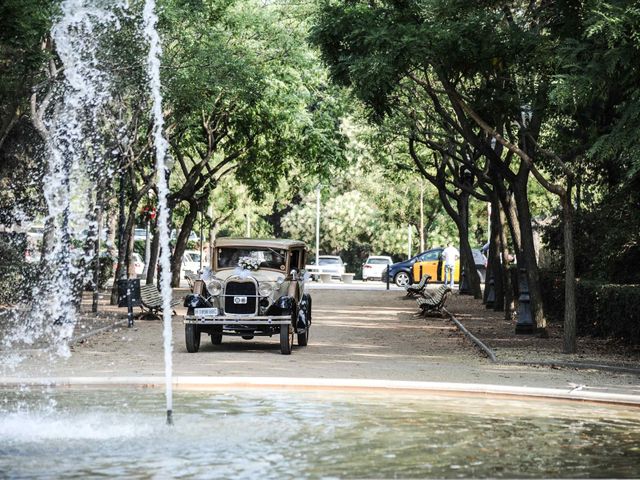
[540,269,640,346]
[543,175,640,284]
[0,234,37,304]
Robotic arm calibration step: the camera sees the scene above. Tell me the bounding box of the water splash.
[2,1,125,361]
[142,0,174,425]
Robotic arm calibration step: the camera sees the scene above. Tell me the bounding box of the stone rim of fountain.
[1,376,639,407]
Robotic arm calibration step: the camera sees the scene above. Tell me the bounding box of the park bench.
[139,283,180,320]
[405,274,431,297]
[416,285,451,317]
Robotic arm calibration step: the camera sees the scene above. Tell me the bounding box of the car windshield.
[419,251,441,261]
[367,258,390,265]
[319,257,341,265]
[217,247,286,271]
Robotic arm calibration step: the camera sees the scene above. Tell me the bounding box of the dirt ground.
[2,283,638,397]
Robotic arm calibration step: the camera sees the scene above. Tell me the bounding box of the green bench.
[416,285,451,316]
[139,283,180,320]
[405,274,431,297]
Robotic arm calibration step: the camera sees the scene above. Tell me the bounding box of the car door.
[413,249,443,282]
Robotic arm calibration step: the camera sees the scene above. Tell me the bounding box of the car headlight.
[206,279,223,296]
[258,282,274,297]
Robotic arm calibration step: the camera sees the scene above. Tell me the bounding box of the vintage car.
[183,238,312,355]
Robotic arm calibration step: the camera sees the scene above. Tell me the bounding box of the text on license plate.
[233,296,247,304]
[194,307,219,317]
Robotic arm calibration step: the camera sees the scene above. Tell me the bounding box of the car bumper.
[363,273,383,280]
[184,314,291,325]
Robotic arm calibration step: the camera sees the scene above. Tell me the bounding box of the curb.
[446,309,640,376]
[69,318,129,346]
[1,376,639,406]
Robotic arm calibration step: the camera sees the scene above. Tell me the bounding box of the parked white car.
[132,252,144,276]
[182,250,207,277]
[305,255,346,280]
[362,255,393,281]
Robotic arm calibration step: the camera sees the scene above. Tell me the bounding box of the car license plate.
[233,296,247,304]
[194,307,219,317]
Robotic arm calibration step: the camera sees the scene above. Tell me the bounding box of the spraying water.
[1,1,125,360]
[142,0,174,426]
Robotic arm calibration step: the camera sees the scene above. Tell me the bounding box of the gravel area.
[1,284,638,396]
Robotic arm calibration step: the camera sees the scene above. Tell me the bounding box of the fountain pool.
[1,385,639,479]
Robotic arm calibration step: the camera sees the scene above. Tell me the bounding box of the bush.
[85,253,115,291]
[577,282,640,345]
[0,233,38,305]
[539,268,640,345]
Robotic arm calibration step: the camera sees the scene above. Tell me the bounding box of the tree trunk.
[499,206,515,320]
[562,185,576,353]
[146,221,159,285]
[170,200,199,287]
[109,202,138,304]
[512,179,546,331]
[456,194,482,298]
[486,196,504,310]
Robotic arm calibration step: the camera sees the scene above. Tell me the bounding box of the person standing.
[442,242,460,288]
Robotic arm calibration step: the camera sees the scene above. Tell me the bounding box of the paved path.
[2,285,638,398]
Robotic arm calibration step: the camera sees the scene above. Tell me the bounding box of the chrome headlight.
[258,282,274,297]
[206,279,223,296]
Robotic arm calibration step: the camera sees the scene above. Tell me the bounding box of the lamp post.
[209,202,215,268]
[199,209,204,272]
[419,183,425,252]
[407,225,412,259]
[315,184,321,266]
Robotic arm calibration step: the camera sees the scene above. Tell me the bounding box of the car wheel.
[211,326,223,345]
[280,324,294,354]
[241,335,254,340]
[394,271,411,287]
[185,325,200,353]
[297,325,309,346]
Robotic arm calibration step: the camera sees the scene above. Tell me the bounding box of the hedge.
[539,269,640,345]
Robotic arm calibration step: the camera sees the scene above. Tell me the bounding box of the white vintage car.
[183,238,311,355]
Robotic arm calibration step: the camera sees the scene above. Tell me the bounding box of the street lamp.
[315,184,321,266]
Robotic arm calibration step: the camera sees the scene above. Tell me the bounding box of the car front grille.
[224,279,258,315]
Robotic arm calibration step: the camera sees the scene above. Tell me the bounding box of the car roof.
[214,237,306,250]
[367,255,392,259]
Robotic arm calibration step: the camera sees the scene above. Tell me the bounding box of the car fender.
[183,294,212,309]
[297,293,312,329]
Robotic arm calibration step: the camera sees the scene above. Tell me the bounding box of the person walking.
[442,242,460,288]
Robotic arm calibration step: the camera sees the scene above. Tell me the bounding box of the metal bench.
[416,285,451,317]
[405,274,431,297]
[139,283,180,320]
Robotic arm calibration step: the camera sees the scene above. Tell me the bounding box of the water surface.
[0,387,638,478]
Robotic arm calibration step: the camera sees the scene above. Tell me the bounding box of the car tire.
[280,324,294,354]
[394,271,411,287]
[211,326,223,345]
[241,335,254,340]
[185,324,200,353]
[297,324,309,346]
